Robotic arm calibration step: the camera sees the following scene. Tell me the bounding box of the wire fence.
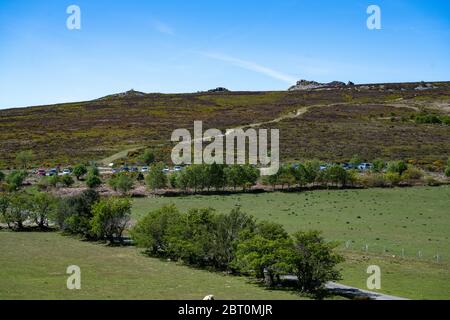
[339,240,448,264]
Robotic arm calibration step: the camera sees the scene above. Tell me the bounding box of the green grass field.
[133,186,450,299]
[0,232,305,300]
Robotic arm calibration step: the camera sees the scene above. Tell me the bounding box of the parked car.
[37,169,47,176]
[61,168,72,176]
[141,167,149,173]
[121,166,130,172]
[47,168,58,176]
[358,163,373,171]
[319,165,328,171]
[163,167,170,174]
[174,166,182,172]
[130,167,138,172]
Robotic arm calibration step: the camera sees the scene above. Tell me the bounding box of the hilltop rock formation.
[288,80,348,91]
[207,87,230,93]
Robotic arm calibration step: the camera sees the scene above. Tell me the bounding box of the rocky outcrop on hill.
[100,89,146,100]
[288,80,348,91]
[207,87,230,93]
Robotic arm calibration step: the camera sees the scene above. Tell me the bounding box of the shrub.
[387,161,408,175]
[372,159,386,173]
[86,173,102,188]
[61,175,75,187]
[424,176,440,186]
[234,221,293,285]
[445,167,450,178]
[109,173,134,194]
[140,149,155,166]
[0,171,5,182]
[291,231,344,293]
[90,197,131,242]
[1,193,30,230]
[0,193,11,226]
[359,173,386,188]
[145,162,167,190]
[73,164,88,180]
[29,192,57,228]
[131,205,181,254]
[401,167,423,180]
[54,189,99,237]
[384,172,402,186]
[5,170,28,191]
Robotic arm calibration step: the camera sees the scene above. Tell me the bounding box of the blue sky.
[0,0,449,109]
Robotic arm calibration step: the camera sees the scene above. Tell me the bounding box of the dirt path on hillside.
[99,98,425,160]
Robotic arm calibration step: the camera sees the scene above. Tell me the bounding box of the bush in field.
[387,160,408,175]
[277,165,296,189]
[5,170,28,191]
[109,172,134,194]
[384,172,402,186]
[359,173,387,188]
[145,162,168,190]
[234,221,293,285]
[324,165,349,187]
[90,197,131,242]
[140,149,155,166]
[209,208,256,269]
[224,165,259,191]
[402,166,424,180]
[372,159,386,173]
[304,160,321,185]
[54,189,99,237]
[1,193,30,230]
[85,173,102,189]
[61,175,75,187]
[174,170,190,191]
[0,193,11,226]
[164,208,217,266]
[29,192,57,228]
[0,171,5,182]
[73,164,88,180]
[208,163,226,191]
[131,205,181,254]
[291,231,344,293]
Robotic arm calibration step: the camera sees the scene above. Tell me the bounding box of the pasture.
[133,186,450,299]
[0,232,304,300]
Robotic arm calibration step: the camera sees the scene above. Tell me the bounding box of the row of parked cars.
[111,165,183,174]
[293,163,373,171]
[35,168,72,176]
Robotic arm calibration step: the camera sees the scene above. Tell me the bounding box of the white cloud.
[153,20,175,35]
[200,52,297,84]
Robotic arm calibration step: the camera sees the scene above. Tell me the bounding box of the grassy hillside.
[0,82,449,168]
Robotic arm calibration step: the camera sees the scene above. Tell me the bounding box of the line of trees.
[0,190,131,242]
[262,161,357,190]
[131,205,343,294]
[145,163,260,192]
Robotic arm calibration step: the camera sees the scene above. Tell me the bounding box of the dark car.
[37,169,47,176]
